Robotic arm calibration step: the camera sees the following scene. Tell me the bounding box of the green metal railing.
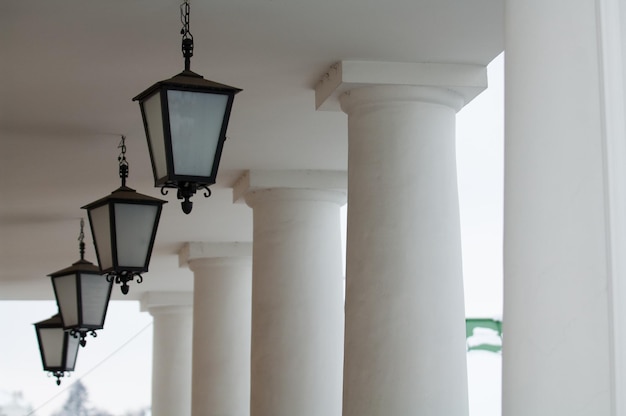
[466,318,502,353]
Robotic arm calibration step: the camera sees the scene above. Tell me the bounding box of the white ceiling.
[0,0,503,300]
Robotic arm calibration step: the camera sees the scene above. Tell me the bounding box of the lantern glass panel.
[39,328,64,367]
[167,90,228,177]
[66,336,79,369]
[89,205,113,270]
[114,203,159,267]
[80,274,111,326]
[53,274,79,327]
[143,92,168,181]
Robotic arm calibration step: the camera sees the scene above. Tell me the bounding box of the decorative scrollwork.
[69,329,86,347]
[160,181,213,214]
[49,371,68,386]
[199,185,212,198]
[70,328,98,347]
[106,271,144,295]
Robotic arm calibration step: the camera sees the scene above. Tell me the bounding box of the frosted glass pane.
[144,92,168,180]
[114,203,158,268]
[40,328,64,367]
[89,205,112,270]
[65,336,79,370]
[167,90,228,177]
[79,274,110,327]
[53,275,78,327]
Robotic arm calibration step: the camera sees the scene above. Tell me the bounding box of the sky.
[0,53,505,416]
[457,52,504,415]
[457,53,505,320]
[0,301,153,415]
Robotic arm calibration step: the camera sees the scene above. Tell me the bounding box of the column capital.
[178,242,253,268]
[232,170,347,205]
[140,291,193,313]
[315,61,487,111]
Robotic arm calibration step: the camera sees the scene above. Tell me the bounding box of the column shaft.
[143,296,193,416]
[185,249,252,416]
[245,186,345,416]
[503,0,626,414]
[340,85,468,416]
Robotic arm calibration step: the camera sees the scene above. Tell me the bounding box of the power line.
[27,322,153,416]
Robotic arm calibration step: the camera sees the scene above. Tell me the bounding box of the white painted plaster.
[503,0,622,414]
[181,243,252,416]
[596,0,626,413]
[241,180,346,416]
[141,292,193,416]
[315,61,487,111]
[339,85,469,416]
[232,170,347,204]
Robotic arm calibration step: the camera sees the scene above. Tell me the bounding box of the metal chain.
[180,0,194,71]
[180,0,193,41]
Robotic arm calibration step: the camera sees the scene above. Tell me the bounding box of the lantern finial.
[118,135,129,188]
[78,218,85,261]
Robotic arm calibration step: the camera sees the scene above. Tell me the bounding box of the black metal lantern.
[82,136,166,295]
[34,313,80,385]
[50,219,113,347]
[133,0,241,214]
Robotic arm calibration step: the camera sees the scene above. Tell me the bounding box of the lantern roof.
[35,313,64,328]
[82,186,166,210]
[132,70,242,103]
[48,259,101,277]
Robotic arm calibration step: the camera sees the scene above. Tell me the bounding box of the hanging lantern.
[50,219,113,347]
[133,0,241,214]
[83,136,166,295]
[34,313,80,385]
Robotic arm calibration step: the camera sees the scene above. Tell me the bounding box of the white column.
[141,292,193,416]
[316,61,487,416]
[503,1,626,415]
[233,170,346,416]
[179,242,252,416]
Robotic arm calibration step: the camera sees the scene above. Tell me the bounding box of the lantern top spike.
[118,135,129,188]
[78,218,85,260]
[49,218,100,276]
[34,313,79,385]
